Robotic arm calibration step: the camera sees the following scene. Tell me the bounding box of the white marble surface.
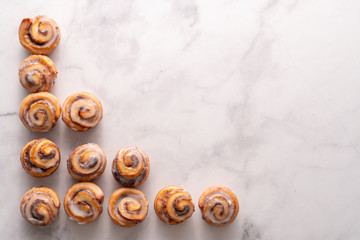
[1,0,360,239]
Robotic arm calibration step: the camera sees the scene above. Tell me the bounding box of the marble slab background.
[1,0,360,239]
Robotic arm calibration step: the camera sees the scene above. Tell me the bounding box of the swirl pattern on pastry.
[198,186,239,226]
[21,138,60,178]
[154,186,194,225]
[64,182,104,224]
[108,188,148,227]
[19,92,61,132]
[19,55,57,93]
[19,15,61,55]
[62,92,103,132]
[20,187,60,226]
[112,147,150,187]
[67,143,107,181]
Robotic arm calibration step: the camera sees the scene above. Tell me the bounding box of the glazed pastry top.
[154,186,194,225]
[112,147,150,187]
[19,92,61,132]
[18,15,61,55]
[19,55,57,93]
[64,182,104,224]
[67,143,107,181]
[198,186,239,226]
[21,138,60,177]
[107,187,148,227]
[62,92,103,132]
[20,187,60,226]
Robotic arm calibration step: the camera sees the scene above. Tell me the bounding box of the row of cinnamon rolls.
[18,17,91,132]
[19,92,103,132]
[18,16,61,92]
[21,139,149,187]
[21,185,239,227]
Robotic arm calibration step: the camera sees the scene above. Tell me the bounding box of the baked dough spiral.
[21,138,60,177]
[154,186,194,225]
[64,182,104,224]
[19,55,57,93]
[19,92,61,132]
[198,186,239,226]
[112,147,150,187]
[67,143,107,181]
[20,187,60,226]
[108,188,148,227]
[62,92,103,132]
[19,15,61,55]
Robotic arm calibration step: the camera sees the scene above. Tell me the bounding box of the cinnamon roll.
[67,143,106,181]
[21,138,60,178]
[20,187,60,226]
[19,55,57,93]
[19,16,61,55]
[108,188,148,227]
[19,92,61,132]
[112,147,150,187]
[154,186,194,225]
[198,186,239,226]
[62,92,103,132]
[64,182,104,224]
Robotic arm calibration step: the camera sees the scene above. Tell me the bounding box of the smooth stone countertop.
[1,0,360,239]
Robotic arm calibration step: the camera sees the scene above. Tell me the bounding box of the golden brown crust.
[112,147,150,187]
[198,186,239,227]
[67,143,107,181]
[154,186,194,225]
[20,187,60,226]
[19,16,61,55]
[19,92,61,132]
[62,92,103,132]
[19,55,57,93]
[108,188,148,227]
[20,138,60,177]
[64,182,104,224]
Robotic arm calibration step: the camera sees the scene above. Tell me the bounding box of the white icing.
[31,19,58,47]
[21,192,56,224]
[23,99,54,129]
[69,99,99,127]
[68,197,93,218]
[114,194,144,220]
[204,191,235,224]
